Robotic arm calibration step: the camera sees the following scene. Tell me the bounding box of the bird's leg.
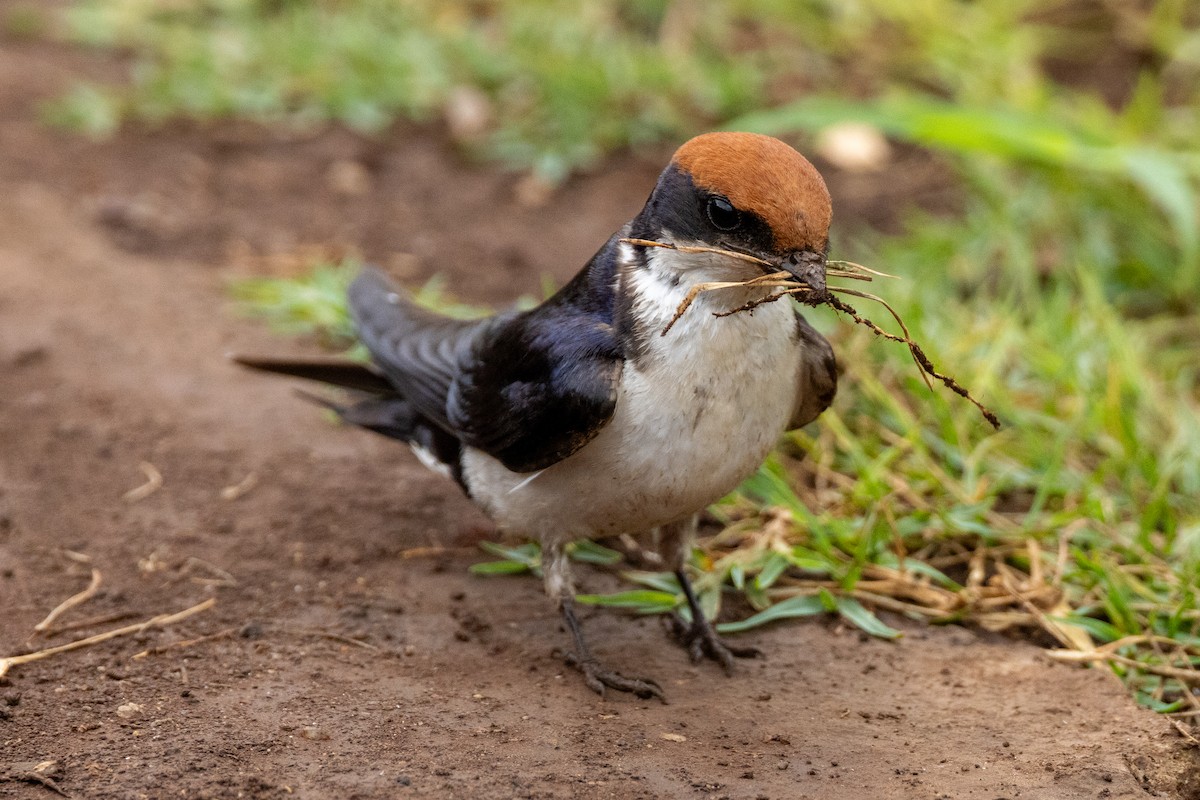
[660,516,762,673]
[560,598,667,703]
[670,566,763,672]
[544,541,667,703]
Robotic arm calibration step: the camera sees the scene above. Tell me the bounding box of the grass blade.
[835,597,903,639]
[716,594,827,634]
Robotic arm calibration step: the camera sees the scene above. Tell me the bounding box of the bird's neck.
[621,237,776,315]
[613,237,792,367]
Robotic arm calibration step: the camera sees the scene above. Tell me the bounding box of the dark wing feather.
[789,309,838,429]
[348,268,510,434]
[448,310,622,473]
[452,234,627,473]
[350,236,625,474]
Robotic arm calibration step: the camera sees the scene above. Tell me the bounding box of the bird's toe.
[563,652,667,703]
[669,613,761,674]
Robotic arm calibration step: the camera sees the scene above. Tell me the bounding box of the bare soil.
[2,19,1198,800]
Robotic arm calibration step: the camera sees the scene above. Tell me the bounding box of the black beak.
[781,249,827,296]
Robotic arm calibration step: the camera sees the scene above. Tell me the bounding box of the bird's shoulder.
[448,233,629,473]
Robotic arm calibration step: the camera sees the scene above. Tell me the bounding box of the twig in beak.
[713,286,813,318]
[660,271,796,336]
[826,269,873,282]
[828,286,932,391]
[823,292,1001,430]
[828,260,900,279]
[621,238,776,270]
[623,238,999,429]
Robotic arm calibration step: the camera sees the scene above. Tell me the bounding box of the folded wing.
[789,310,838,429]
[350,264,625,474]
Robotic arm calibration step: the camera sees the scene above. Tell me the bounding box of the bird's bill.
[777,249,827,295]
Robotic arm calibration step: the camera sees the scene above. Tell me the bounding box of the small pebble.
[116,702,143,718]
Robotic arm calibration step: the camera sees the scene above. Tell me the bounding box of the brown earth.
[2,16,1198,800]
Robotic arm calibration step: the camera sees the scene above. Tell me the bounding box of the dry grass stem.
[1027,539,1044,589]
[399,545,478,559]
[825,293,1001,428]
[0,598,216,679]
[998,566,1091,651]
[3,763,69,798]
[33,568,102,635]
[41,611,140,637]
[132,627,237,660]
[620,239,1000,429]
[183,557,238,587]
[220,472,258,501]
[827,259,900,279]
[281,628,380,651]
[1046,649,1200,684]
[850,590,945,618]
[122,461,163,503]
[621,237,775,269]
[1169,719,1200,746]
[661,271,796,335]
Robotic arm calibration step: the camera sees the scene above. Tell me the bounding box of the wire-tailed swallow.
[236,131,838,702]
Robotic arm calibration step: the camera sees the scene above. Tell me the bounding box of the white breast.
[461,245,804,544]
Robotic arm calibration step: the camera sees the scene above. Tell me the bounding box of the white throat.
[618,238,784,340]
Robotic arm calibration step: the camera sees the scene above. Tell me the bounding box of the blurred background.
[4,0,1200,710]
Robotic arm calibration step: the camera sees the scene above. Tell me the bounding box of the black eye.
[706,195,740,231]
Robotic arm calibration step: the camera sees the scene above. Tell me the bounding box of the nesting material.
[620,238,1000,429]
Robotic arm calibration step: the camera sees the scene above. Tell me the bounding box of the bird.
[235,131,838,702]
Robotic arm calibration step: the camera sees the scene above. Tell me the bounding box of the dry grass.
[1,552,218,679]
[621,238,1000,429]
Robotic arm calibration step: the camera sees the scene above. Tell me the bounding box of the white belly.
[461,270,803,544]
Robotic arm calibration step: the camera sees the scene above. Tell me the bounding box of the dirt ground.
[2,17,1199,800]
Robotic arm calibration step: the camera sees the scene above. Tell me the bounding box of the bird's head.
[629,132,831,293]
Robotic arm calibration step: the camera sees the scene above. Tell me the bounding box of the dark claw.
[563,652,668,703]
[668,613,762,674]
[557,598,668,703]
[670,568,763,673]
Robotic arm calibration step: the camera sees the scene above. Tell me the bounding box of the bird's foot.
[562,651,668,703]
[668,613,762,674]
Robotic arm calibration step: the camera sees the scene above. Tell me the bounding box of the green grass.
[231,264,542,348]
[50,0,770,181]
[103,0,1200,711]
[49,2,1200,184]
[231,262,360,347]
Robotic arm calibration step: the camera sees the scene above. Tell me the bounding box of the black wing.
[348,268,508,435]
[351,237,626,474]
[789,309,838,429]
[448,310,622,473]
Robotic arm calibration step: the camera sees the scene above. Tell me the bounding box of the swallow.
[236,131,838,702]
